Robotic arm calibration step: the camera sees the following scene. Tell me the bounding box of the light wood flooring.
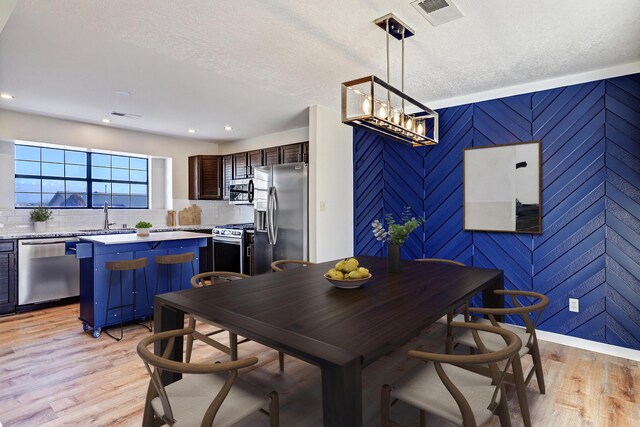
[0,303,638,426]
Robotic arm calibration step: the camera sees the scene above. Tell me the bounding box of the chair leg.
[530,338,546,394]
[269,390,279,427]
[497,387,512,427]
[511,356,532,427]
[185,316,196,363]
[278,351,285,371]
[229,332,238,360]
[381,384,392,427]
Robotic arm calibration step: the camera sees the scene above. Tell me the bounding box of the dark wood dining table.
[153,256,503,426]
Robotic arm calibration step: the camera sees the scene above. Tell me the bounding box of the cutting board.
[167,210,177,226]
[178,205,201,225]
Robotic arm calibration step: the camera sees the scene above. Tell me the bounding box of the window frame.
[14,144,150,210]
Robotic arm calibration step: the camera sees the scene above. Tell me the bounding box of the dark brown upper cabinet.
[280,142,309,164]
[247,150,263,178]
[263,146,280,166]
[188,155,222,200]
[221,155,233,200]
[232,152,248,179]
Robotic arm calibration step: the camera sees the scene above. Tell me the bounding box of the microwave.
[229,179,254,205]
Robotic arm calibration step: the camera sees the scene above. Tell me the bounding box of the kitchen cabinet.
[0,240,17,315]
[233,153,248,179]
[280,142,309,164]
[188,155,222,200]
[263,147,280,166]
[222,155,233,200]
[247,150,263,178]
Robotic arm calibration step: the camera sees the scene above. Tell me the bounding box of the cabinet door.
[0,248,16,315]
[188,155,222,200]
[247,150,263,178]
[280,143,303,164]
[222,155,233,200]
[263,147,280,166]
[233,153,248,179]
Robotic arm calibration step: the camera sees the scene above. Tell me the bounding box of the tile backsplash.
[0,200,253,233]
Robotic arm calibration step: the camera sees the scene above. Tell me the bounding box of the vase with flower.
[371,208,424,272]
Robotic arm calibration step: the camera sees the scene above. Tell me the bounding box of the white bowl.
[136,228,150,236]
[324,273,372,289]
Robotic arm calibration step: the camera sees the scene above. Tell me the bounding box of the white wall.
[0,0,16,34]
[0,109,219,200]
[218,126,309,155]
[308,105,353,263]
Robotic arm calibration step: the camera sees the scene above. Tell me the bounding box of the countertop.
[0,225,217,240]
[79,230,212,245]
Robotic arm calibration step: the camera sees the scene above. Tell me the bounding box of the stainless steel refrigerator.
[253,162,308,275]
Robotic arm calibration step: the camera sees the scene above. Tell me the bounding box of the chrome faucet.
[103,202,116,230]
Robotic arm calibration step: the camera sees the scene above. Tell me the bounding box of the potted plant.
[30,207,53,233]
[371,207,424,272]
[135,221,153,237]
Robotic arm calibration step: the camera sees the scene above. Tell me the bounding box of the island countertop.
[78,230,212,245]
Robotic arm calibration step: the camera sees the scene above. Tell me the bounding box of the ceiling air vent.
[110,111,142,119]
[411,0,464,26]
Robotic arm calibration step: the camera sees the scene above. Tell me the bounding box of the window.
[15,144,148,209]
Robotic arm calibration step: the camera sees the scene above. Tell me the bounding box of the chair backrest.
[155,252,195,265]
[468,290,550,337]
[271,259,315,272]
[414,258,465,266]
[137,327,258,425]
[408,322,521,426]
[106,257,147,271]
[190,271,249,288]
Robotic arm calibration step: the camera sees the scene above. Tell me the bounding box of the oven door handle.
[212,237,242,245]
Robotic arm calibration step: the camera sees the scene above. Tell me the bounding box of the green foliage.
[135,221,153,229]
[29,207,53,222]
[371,207,425,246]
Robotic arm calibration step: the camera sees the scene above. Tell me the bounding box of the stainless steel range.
[211,223,254,275]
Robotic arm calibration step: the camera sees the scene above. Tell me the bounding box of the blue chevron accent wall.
[353,73,640,349]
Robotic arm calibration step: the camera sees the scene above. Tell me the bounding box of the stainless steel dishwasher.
[18,237,80,305]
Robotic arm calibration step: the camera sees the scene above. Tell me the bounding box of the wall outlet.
[319,201,327,211]
[569,298,579,313]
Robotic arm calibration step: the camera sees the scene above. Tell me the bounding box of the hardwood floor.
[0,303,637,426]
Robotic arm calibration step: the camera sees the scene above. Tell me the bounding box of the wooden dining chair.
[270,259,316,272]
[186,271,287,373]
[138,327,279,427]
[415,258,467,353]
[381,321,521,427]
[453,289,550,427]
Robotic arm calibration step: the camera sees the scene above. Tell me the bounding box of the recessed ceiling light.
[1,93,15,100]
[102,119,111,123]
[115,90,130,97]
[188,129,196,134]
[224,125,233,131]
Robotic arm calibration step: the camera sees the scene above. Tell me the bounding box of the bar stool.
[104,257,152,341]
[154,252,196,296]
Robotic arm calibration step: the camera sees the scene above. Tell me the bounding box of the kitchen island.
[76,231,210,338]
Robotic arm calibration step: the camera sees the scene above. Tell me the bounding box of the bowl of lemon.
[324,258,371,289]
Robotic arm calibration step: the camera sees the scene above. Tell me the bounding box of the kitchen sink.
[79,228,135,233]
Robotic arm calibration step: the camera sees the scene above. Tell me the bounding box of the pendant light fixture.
[341,13,438,146]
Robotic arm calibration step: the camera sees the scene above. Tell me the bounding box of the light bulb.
[392,111,400,125]
[417,122,424,135]
[405,117,413,130]
[362,97,371,115]
[378,104,387,119]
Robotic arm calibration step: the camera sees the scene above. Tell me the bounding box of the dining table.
[152,256,504,426]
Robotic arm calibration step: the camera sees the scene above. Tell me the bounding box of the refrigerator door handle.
[272,186,279,245]
[266,187,274,245]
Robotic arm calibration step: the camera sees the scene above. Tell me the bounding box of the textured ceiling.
[0,0,639,141]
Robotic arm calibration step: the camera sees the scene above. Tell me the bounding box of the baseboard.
[449,314,640,361]
[535,329,640,362]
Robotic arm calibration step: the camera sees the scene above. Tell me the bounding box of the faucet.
[103,202,116,230]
